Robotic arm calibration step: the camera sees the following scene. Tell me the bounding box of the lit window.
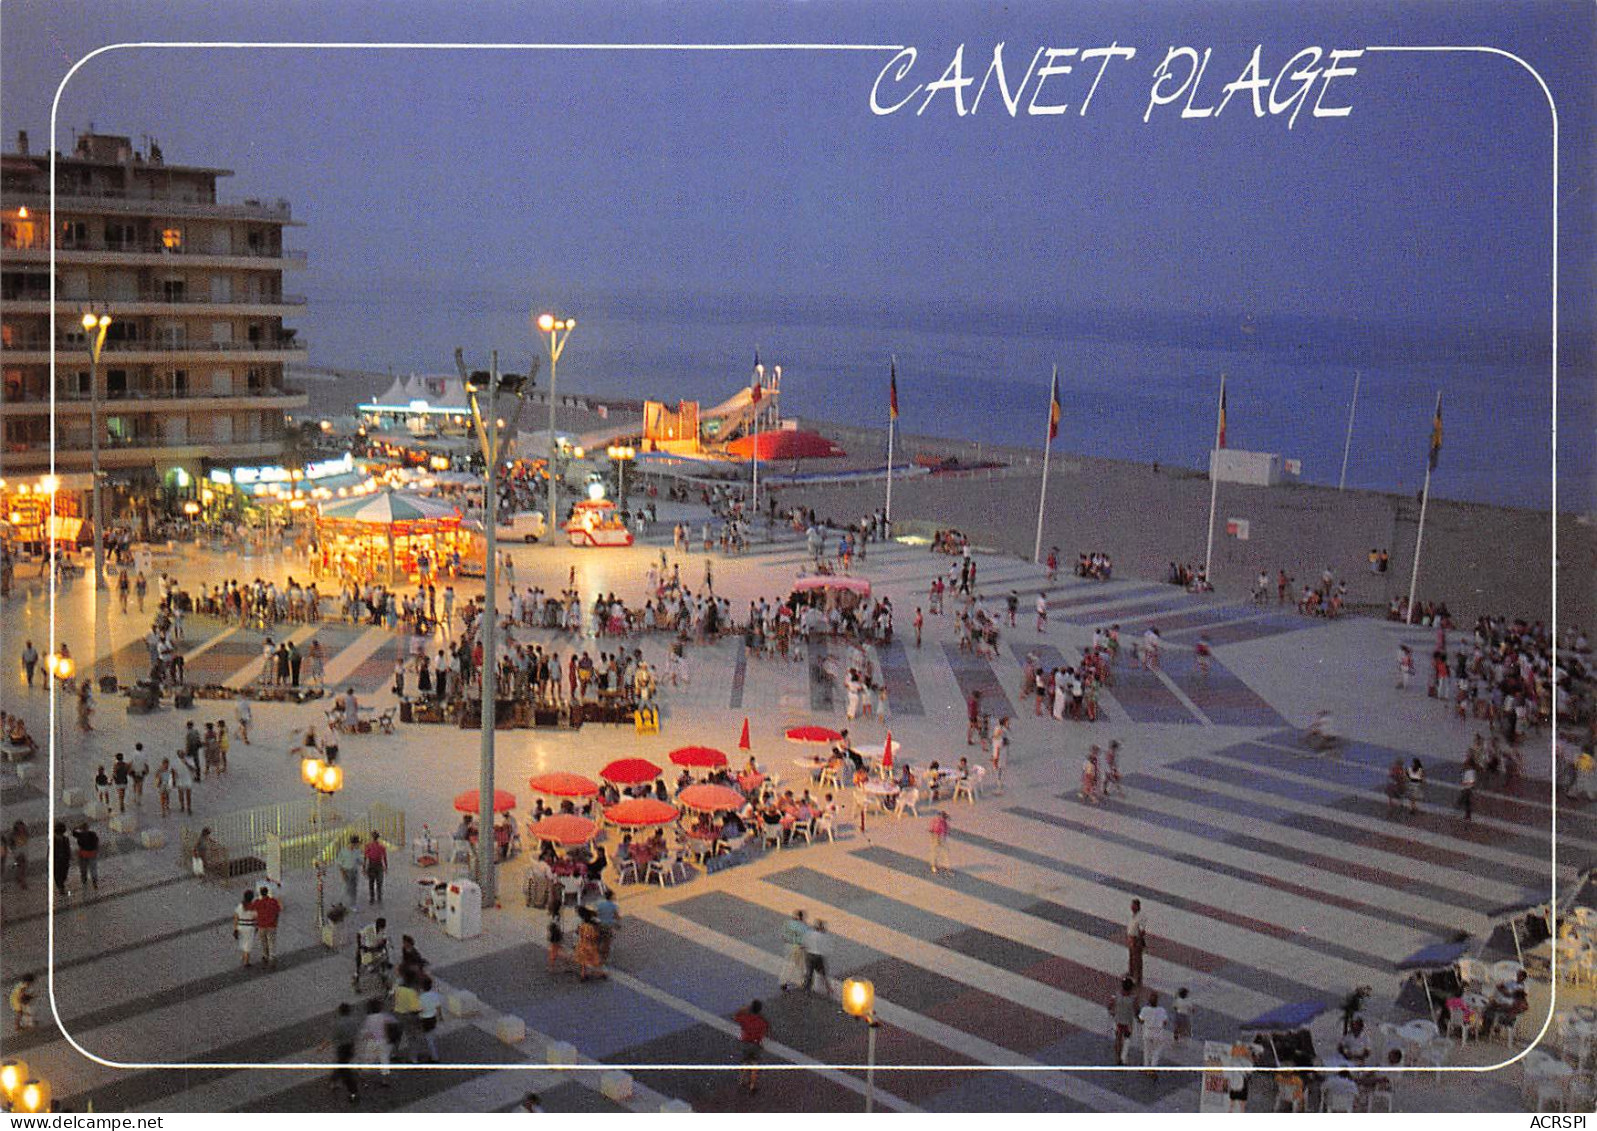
[161,228,183,250]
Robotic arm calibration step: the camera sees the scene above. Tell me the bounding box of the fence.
[180,798,405,881]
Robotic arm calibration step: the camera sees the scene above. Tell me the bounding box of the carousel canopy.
[319,490,460,526]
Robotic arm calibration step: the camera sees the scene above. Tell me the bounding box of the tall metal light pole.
[81,311,112,590]
[300,755,344,927]
[843,978,879,1112]
[457,350,532,908]
[535,313,575,536]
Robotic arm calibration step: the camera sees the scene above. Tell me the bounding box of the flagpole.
[885,355,896,525]
[751,374,761,517]
[1203,373,1226,584]
[1033,364,1057,564]
[1405,389,1441,625]
[1338,371,1360,492]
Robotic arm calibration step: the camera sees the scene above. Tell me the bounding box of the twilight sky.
[4,0,1593,507]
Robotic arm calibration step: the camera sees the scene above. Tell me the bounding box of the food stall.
[565,499,634,547]
[789,574,872,615]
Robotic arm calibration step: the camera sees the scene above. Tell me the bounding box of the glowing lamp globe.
[18,1078,50,1113]
[0,1059,29,1102]
[537,313,555,332]
[301,757,325,787]
[842,978,875,1018]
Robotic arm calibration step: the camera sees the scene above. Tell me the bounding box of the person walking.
[417,975,443,1062]
[734,1000,769,1095]
[20,640,38,689]
[234,693,252,745]
[989,718,1009,795]
[779,909,808,991]
[336,834,362,909]
[1127,899,1148,985]
[51,821,72,897]
[1457,763,1477,821]
[3,820,24,890]
[802,919,833,998]
[1110,977,1139,1064]
[175,754,196,815]
[327,1002,361,1104]
[363,831,388,905]
[966,689,982,746]
[156,758,175,819]
[1406,758,1426,815]
[253,884,282,966]
[71,821,100,892]
[929,809,952,874]
[358,997,395,1083]
[233,889,258,967]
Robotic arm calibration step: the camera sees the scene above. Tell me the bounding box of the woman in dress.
[1384,758,1406,812]
[233,889,258,966]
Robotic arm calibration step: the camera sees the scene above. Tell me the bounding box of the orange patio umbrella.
[738,718,751,751]
[528,772,601,798]
[785,725,842,745]
[527,814,598,847]
[677,784,747,813]
[454,788,517,814]
[668,746,729,769]
[600,758,663,784]
[603,798,680,827]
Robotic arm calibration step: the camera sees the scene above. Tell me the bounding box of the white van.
[495,511,547,543]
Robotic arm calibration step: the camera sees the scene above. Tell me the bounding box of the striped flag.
[1428,395,1443,470]
[751,349,763,403]
[889,358,899,421]
[1048,369,1061,441]
[1217,383,1228,449]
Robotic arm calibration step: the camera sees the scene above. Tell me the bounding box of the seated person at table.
[493,816,513,861]
[1335,1018,1371,1064]
[1321,1071,1360,1110]
[955,756,971,781]
[2,715,37,756]
[1481,971,1530,1032]
[1365,1046,1403,1096]
[744,755,760,778]
[538,842,558,867]
[676,769,693,794]
[723,812,747,838]
[653,779,670,802]
[926,760,944,800]
[531,799,550,822]
[558,798,577,815]
[600,783,621,806]
[894,762,916,790]
[586,845,609,881]
[455,815,476,843]
[616,834,634,863]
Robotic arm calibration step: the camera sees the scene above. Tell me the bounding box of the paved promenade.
[0,510,1578,1112]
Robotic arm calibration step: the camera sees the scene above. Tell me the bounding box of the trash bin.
[443,879,482,939]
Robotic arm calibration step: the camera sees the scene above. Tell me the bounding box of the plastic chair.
[1364,1088,1394,1113]
[791,818,816,845]
[895,787,920,819]
[952,776,977,804]
[1419,1037,1450,1081]
[1320,1087,1356,1114]
[815,814,836,842]
[1456,957,1488,989]
[646,857,676,887]
[762,823,784,852]
[615,858,639,885]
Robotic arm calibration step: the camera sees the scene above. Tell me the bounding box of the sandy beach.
[768,420,1593,631]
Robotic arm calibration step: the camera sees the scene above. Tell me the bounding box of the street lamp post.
[606,445,635,511]
[301,755,344,928]
[1,1057,50,1114]
[842,978,880,1112]
[535,313,575,535]
[81,311,112,590]
[457,351,532,910]
[46,652,73,787]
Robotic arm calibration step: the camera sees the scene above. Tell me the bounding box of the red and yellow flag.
[1428,395,1443,470]
[889,358,900,421]
[1048,369,1061,442]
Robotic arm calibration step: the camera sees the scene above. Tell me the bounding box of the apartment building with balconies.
[0,130,308,499]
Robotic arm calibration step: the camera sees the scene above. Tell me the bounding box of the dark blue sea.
[307,289,1591,513]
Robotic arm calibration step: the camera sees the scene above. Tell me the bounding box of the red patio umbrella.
[677,784,747,813]
[738,718,751,751]
[603,798,680,828]
[453,788,517,814]
[668,745,729,769]
[882,730,895,770]
[785,725,842,745]
[600,758,663,784]
[527,814,598,847]
[527,772,600,798]
[726,429,846,461]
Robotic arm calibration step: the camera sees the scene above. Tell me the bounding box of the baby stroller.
[352,922,393,992]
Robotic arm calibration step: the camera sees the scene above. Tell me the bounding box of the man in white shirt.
[1139,991,1172,1067]
[801,920,833,998]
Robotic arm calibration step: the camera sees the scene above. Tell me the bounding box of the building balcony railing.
[1,334,306,355]
[6,433,286,455]
[2,234,306,264]
[4,385,307,406]
[7,187,293,220]
[1,289,306,307]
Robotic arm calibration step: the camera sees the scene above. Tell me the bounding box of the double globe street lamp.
[842,977,881,1112]
[1,1057,49,1113]
[301,755,344,928]
[80,310,112,591]
[535,313,575,534]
